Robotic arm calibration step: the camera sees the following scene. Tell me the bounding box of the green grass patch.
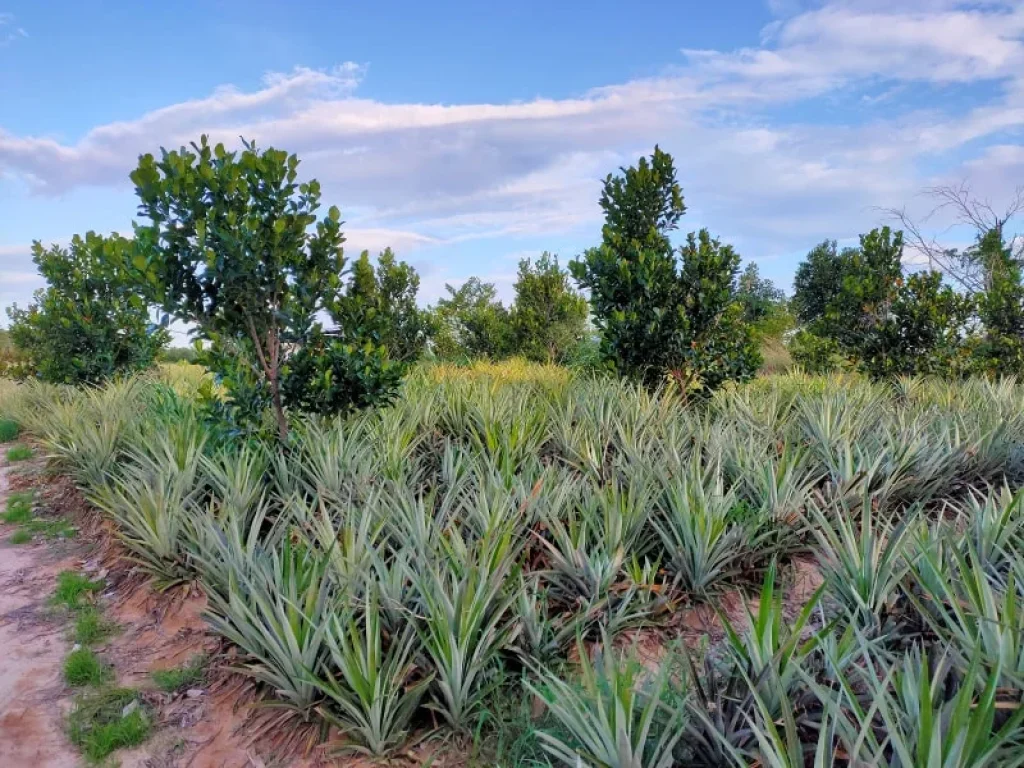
[0,418,19,442]
[67,688,150,762]
[24,517,76,539]
[1,502,32,525]
[64,647,112,687]
[8,529,32,545]
[53,570,104,610]
[74,608,118,645]
[5,445,32,462]
[151,655,207,693]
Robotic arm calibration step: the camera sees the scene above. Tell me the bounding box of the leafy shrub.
[5,233,168,385]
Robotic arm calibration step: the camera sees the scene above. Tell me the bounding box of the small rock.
[121,699,139,718]
[71,643,81,652]
[97,568,108,580]
[185,688,205,699]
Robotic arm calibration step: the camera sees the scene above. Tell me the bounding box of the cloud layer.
[2,0,1023,309]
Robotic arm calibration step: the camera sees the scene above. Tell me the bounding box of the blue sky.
[2,0,1024,327]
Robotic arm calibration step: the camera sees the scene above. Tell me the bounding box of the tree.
[333,249,431,362]
[791,240,860,326]
[6,233,167,384]
[130,136,402,439]
[570,147,759,391]
[510,253,588,363]
[430,278,512,360]
[883,182,1024,294]
[859,270,974,378]
[791,227,973,378]
[735,262,793,339]
[973,228,1024,376]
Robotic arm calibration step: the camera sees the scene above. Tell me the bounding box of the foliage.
[791,239,860,326]
[510,253,589,363]
[527,633,685,768]
[0,418,20,442]
[793,228,975,378]
[571,147,760,391]
[333,248,432,362]
[6,233,168,385]
[430,277,513,360]
[973,228,1024,376]
[736,263,794,339]
[130,135,402,438]
[11,364,1024,762]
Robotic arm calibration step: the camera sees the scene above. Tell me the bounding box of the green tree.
[735,262,793,339]
[509,253,588,363]
[570,147,759,391]
[430,278,512,360]
[333,249,431,362]
[6,233,167,384]
[973,228,1024,376]
[859,270,974,378]
[129,136,402,438]
[791,240,860,325]
[791,227,973,378]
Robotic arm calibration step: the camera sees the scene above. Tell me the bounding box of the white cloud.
[0,0,1022,312]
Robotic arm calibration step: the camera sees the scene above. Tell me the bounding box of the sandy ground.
[0,457,337,768]
[0,462,80,767]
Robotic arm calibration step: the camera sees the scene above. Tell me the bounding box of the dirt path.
[0,458,330,768]
[0,462,80,767]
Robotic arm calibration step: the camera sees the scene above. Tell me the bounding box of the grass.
[8,528,31,544]
[0,418,19,442]
[52,570,104,610]
[24,516,76,538]
[64,647,112,687]
[67,687,150,762]
[151,654,207,693]
[5,444,32,462]
[74,608,118,645]
[1,501,32,524]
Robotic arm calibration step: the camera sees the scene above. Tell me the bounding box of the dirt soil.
[0,461,80,767]
[0,457,336,768]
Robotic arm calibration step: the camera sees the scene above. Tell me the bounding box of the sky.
[2,0,1023,332]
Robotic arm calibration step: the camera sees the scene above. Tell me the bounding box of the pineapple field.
[2,362,1024,766]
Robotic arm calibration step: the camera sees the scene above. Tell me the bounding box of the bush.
[5,233,168,385]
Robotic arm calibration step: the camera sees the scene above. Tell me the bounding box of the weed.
[53,570,104,610]
[0,418,20,442]
[1,501,32,524]
[67,688,150,761]
[24,517,77,539]
[74,608,118,645]
[151,655,207,693]
[5,445,32,462]
[8,528,31,545]
[64,647,112,687]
